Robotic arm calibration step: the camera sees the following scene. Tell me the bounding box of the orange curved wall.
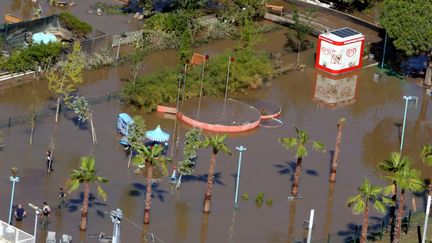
[177,113,260,133]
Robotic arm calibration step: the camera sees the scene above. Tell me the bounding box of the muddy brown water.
[1,3,432,243]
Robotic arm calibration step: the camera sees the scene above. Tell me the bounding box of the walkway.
[265,0,382,43]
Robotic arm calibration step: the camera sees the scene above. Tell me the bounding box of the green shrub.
[242,192,249,201]
[255,192,265,204]
[122,49,273,111]
[265,198,273,207]
[59,12,92,37]
[0,43,64,73]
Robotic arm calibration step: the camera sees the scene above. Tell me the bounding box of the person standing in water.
[46,150,53,172]
[57,187,66,209]
[41,202,51,230]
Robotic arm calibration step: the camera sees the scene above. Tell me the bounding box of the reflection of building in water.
[313,71,358,109]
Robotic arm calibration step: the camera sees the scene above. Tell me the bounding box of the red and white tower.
[315,27,365,75]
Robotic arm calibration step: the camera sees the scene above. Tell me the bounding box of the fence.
[0,91,121,130]
[0,219,34,243]
[80,30,112,54]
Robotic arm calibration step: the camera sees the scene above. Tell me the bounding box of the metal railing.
[0,219,34,243]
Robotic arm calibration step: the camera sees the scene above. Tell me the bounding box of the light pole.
[381,32,388,69]
[197,54,209,119]
[234,146,247,209]
[28,203,42,242]
[400,95,418,154]
[223,56,234,112]
[422,195,431,243]
[306,209,315,243]
[8,172,20,224]
[111,208,123,243]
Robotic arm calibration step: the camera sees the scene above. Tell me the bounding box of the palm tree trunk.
[389,182,398,229]
[330,120,345,182]
[203,152,217,213]
[360,201,369,243]
[322,183,335,238]
[199,212,209,243]
[80,182,90,231]
[291,157,303,197]
[288,201,297,243]
[393,189,405,243]
[144,164,153,224]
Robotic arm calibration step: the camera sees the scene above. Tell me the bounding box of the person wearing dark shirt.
[14,204,26,221]
[57,187,66,209]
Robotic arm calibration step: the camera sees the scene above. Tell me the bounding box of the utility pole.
[234,146,247,209]
[111,208,123,243]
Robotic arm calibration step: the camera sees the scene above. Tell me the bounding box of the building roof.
[322,27,364,42]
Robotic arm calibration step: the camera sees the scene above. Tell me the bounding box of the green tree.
[279,127,325,197]
[133,144,171,224]
[176,128,202,189]
[68,156,108,231]
[127,116,146,168]
[285,6,315,66]
[200,134,231,213]
[69,96,97,144]
[347,179,392,243]
[385,165,424,243]
[329,117,346,182]
[47,42,84,123]
[380,0,432,86]
[379,152,409,227]
[420,144,432,195]
[238,20,261,51]
[174,0,208,10]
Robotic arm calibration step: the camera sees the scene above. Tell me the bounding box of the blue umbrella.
[145,125,170,142]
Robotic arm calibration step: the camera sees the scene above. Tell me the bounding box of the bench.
[265,4,285,15]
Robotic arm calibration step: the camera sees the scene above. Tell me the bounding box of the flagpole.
[223,56,232,113]
[197,55,208,119]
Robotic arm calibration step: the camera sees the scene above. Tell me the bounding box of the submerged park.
[0,0,431,242]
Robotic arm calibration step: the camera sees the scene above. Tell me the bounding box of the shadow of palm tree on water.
[129,182,168,202]
[66,192,108,219]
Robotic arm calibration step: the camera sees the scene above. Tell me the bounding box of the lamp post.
[197,54,209,119]
[400,95,418,154]
[306,209,315,243]
[8,173,19,224]
[111,208,123,243]
[28,203,42,242]
[422,195,431,243]
[234,146,247,209]
[223,56,234,112]
[381,32,388,69]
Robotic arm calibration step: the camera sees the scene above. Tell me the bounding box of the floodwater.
[0,0,140,35]
[1,2,432,243]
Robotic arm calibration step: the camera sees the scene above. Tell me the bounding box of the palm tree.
[68,156,108,231]
[279,127,325,197]
[330,117,346,182]
[420,144,432,195]
[347,179,392,243]
[200,134,231,213]
[385,165,424,243]
[133,144,170,224]
[379,152,409,227]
